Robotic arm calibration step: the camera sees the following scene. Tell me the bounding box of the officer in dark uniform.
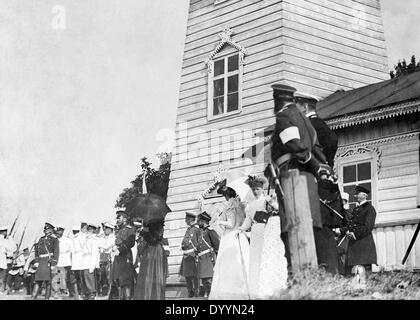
[111,211,136,300]
[294,92,339,169]
[180,212,200,298]
[196,212,220,298]
[335,186,377,278]
[269,84,331,270]
[31,222,60,300]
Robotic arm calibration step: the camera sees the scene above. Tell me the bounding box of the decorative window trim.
[206,27,246,121]
[336,147,379,209]
[335,145,382,175]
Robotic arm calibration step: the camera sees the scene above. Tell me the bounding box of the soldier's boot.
[31,282,40,300]
[45,282,52,300]
[123,286,131,300]
[72,283,79,299]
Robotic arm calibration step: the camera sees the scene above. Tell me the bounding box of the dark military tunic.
[111,224,136,287]
[341,202,377,266]
[34,234,59,282]
[307,113,338,168]
[197,226,220,279]
[271,103,324,229]
[180,224,200,278]
[271,103,326,167]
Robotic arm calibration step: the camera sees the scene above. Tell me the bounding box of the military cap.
[294,91,319,104]
[87,222,98,229]
[185,212,198,219]
[133,221,143,228]
[103,222,115,229]
[355,185,370,195]
[116,210,129,219]
[56,227,65,232]
[272,84,297,100]
[0,225,8,232]
[198,212,212,223]
[44,222,55,230]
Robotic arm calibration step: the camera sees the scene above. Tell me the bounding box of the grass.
[273,268,420,300]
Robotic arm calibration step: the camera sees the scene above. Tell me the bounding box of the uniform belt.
[198,249,211,257]
[183,249,195,255]
[275,154,292,167]
[39,253,53,258]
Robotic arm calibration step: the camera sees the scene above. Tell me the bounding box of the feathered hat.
[244,175,268,189]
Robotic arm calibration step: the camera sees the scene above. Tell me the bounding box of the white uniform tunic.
[0,236,16,270]
[71,233,84,271]
[57,236,72,268]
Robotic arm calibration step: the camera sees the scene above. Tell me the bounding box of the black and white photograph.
[0,0,420,305]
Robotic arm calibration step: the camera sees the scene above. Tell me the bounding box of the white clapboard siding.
[166,0,390,280]
[373,224,420,271]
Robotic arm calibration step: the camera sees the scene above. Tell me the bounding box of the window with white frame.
[341,161,373,210]
[209,53,242,119]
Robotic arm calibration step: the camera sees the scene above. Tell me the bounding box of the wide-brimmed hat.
[245,175,268,189]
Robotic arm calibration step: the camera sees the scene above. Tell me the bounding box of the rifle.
[8,215,19,238]
[320,199,344,220]
[11,223,28,266]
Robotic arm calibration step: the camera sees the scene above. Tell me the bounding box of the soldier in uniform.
[111,211,136,300]
[335,186,377,284]
[294,91,343,274]
[80,223,99,300]
[268,84,331,270]
[180,212,200,298]
[31,222,60,300]
[196,212,220,298]
[295,92,339,168]
[98,222,115,296]
[0,225,16,295]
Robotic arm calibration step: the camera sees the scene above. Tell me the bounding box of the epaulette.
[51,234,57,238]
[207,227,214,231]
[126,225,133,229]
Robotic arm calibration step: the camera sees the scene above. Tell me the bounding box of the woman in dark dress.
[134,220,169,300]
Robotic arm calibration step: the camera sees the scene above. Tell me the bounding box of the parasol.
[126,193,172,225]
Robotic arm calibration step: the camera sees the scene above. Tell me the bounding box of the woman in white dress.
[209,186,251,300]
[237,175,274,299]
[237,175,288,299]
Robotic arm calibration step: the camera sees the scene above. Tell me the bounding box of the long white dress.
[258,204,288,298]
[209,198,251,300]
[240,195,267,299]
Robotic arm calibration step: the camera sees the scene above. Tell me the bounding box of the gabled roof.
[318,71,420,128]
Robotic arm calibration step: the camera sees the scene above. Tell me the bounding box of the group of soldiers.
[180,211,220,298]
[0,210,156,300]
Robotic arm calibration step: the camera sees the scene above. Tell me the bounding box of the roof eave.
[326,99,420,130]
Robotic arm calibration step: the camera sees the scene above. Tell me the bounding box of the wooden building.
[165,0,395,294]
[319,72,420,271]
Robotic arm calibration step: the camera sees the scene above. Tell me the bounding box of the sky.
[0,0,419,247]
